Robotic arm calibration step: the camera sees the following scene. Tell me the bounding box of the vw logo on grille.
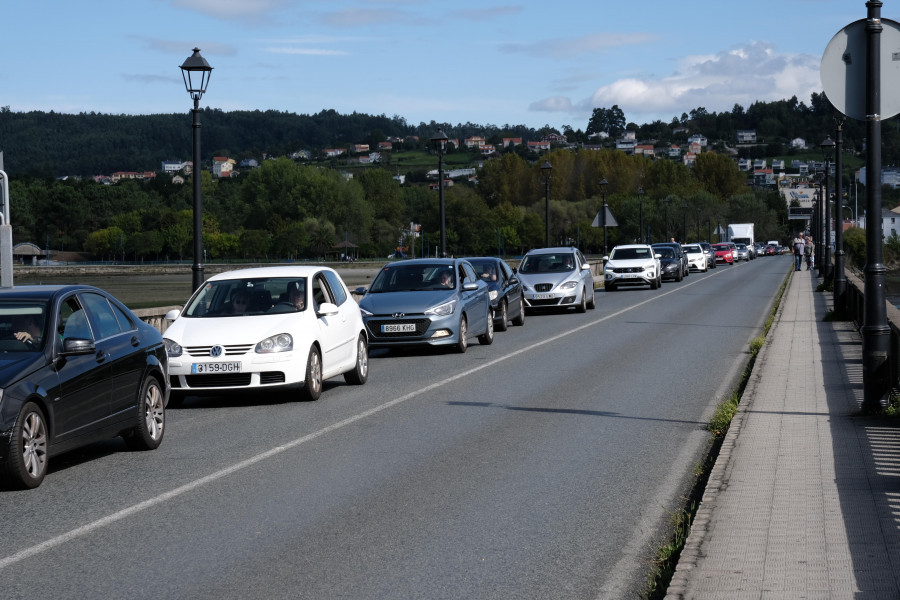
[210,345,224,357]
[392,313,405,318]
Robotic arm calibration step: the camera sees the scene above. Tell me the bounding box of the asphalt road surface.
[0,255,790,599]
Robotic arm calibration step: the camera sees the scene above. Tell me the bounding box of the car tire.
[3,401,48,489]
[651,274,660,290]
[496,300,508,332]
[455,316,468,353]
[587,287,596,309]
[512,297,526,326]
[478,310,494,345]
[576,289,587,313]
[299,346,323,401]
[676,269,683,282]
[124,376,166,451]
[343,334,369,385]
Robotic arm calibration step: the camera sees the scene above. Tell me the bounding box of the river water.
[14,266,381,309]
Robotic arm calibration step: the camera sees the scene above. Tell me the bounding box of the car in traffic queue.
[654,245,684,281]
[682,243,709,272]
[465,256,525,331]
[711,243,735,264]
[164,266,369,404]
[0,285,169,489]
[516,247,596,313]
[699,242,717,269]
[603,244,662,291]
[651,242,689,279]
[735,243,750,262]
[356,258,493,353]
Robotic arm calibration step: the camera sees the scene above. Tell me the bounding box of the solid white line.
[0,270,720,569]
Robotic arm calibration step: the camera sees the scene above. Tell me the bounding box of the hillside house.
[687,134,707,147]
[211,157,236,178]
[737,130,757,144]
[464,136,486,149]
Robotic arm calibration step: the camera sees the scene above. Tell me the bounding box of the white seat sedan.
[164,266,368,403]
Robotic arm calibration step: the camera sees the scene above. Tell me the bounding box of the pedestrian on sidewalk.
[806,235,815,270]
[792,234,805,271]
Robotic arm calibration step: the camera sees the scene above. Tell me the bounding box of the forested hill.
[0,94,895,178]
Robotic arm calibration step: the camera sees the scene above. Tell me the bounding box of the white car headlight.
[559,281,578,290]
[359,306,373,317]
[426,299,457,317]
[256,333,293,353]
[164,338,182,357]
[489,290,498,301]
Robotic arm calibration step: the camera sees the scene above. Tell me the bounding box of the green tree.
[586,106,626,138]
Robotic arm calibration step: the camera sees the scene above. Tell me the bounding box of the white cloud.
[503,32,657,60]
[536,41,822,124]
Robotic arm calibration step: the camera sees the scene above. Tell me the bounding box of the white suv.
[603,244,662,291]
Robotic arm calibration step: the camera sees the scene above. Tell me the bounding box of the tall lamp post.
[599,178,609,254]
[430,130,449,257]
[180,48,213,293]
[833,121,847,312]
[663,195,673,241]
[821,136,835,280]
[637,187,645,243]
[681,203,688,242]
[541,160,552,247]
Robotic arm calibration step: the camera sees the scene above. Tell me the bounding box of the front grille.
[185,373,252,388]
[611,267,644,274]
[185,344,254,357]
[535,283,553,292]
[529,298,562,306]
[366,318,430,338]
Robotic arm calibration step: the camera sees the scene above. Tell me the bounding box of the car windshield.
[468,260,499,282]
[610,247,653,260]
[712,245,728,251]
[0,301,49,352]
[184,278,307,317]
[653,247,676,258]
[369,264,456,292]
[518,254,576,273]
[684,246,702,254]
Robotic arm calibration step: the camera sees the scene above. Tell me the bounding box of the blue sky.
[4,0,866,131]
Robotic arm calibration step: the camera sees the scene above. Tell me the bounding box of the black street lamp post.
[833,121,847,312]
[821,136,835,280]
[430,130,449,257]
[541,160,552,247]
[180,48,213,293]
[638,187,645,243]
[599,178,609,254]
[681,203,687,243]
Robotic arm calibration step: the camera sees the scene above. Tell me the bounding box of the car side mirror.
[462,281,478,291]
[165,309,181,321]
[61,338,95,355]
[316,302,340,317]
[354,286,367,295]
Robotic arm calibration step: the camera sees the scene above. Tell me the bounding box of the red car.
[711,243,734,264]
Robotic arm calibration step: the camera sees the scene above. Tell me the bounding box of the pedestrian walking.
[806,236,815,270]
[792,234,805,271]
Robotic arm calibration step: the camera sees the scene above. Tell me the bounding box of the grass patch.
[643,267,791,598]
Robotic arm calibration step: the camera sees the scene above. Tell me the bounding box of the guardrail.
[132,306,181,335]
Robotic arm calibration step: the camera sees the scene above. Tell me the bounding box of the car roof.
[524,247,578,255]
[0,284,104,300]
[613,244,653,250]
[208,265,337,281]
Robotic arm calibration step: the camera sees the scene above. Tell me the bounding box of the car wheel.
[512,297,526,326]
[576,289,587,313]
[299,346,323,401]
[343,334,369,385]
[651,273,660,290]
[124,376,165,451]
[587,287,596,309]
[3,402,48,489]
[478,310,494,345]
[455,316,468,353]
[496,300,508,332]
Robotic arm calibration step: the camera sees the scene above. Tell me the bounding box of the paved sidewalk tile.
[666,271,900,599]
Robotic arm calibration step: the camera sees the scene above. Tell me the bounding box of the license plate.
[192,362,241,374]
[531,293,552,300]
[623,273,639,278]
[382,323,416,333]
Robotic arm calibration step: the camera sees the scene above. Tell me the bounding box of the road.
[0,255,791,599]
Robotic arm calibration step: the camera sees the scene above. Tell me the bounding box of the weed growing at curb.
[643,267,791,599]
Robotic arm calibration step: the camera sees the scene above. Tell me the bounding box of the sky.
[1,0,871,132]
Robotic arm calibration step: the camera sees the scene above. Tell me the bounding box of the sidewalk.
[665,270,900,599]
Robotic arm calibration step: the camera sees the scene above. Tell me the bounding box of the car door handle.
[95,350,108,363]
[131,336,140,347]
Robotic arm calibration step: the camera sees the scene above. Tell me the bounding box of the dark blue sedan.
[0,285,169,489]
[465,256,525,331]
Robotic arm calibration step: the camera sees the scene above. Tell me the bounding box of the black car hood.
[0,353,47,387]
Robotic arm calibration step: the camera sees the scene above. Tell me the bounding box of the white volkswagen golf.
[163,266,368,404]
